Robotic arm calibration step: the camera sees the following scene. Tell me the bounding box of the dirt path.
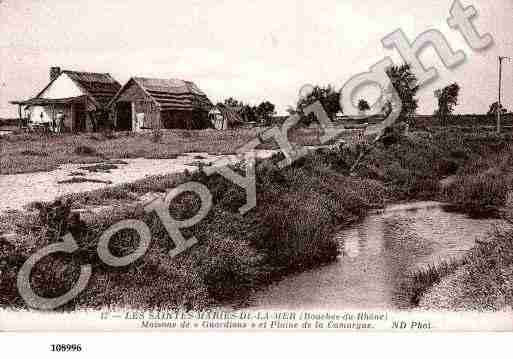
[0,151,279,213]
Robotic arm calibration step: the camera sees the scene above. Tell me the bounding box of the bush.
[462,230,513,309]
[196,234,260,302]
[255,190,340,272]
[0,238,27,308]
[32,200,82,242]
[443,172,512,214]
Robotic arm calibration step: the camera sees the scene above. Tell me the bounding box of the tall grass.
[442,172,513,215]
[1,148,385,310]
[4,129,513,310]
[402,258,467,307]
[407,227,513,311]
[460,229,513,310]
[255,190,339,272]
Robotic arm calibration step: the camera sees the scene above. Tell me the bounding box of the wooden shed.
[109,77,214,131]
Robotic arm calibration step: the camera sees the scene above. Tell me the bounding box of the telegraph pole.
[497,56,510,134]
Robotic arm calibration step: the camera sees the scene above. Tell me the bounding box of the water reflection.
[248,202,506,310]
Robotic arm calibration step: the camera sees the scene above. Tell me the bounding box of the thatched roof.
[11,96,88,106]
[12,70,121,110]
[110,77,213,112]
[62,71,121,108]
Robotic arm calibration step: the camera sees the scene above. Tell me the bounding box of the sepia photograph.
[1,0,513,345]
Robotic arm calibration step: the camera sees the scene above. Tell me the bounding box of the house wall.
[133,99,159,130]
[39,73,85,99]
[113,81,160,131]
[29,105,52,124]
[28,104,74,131]
[26,73,99,132]
[161,110,211,130]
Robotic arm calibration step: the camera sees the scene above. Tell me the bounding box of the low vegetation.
[0,148,384,310]
[457,228,513,310]
[3,126,513,311]
[0,128,337,175]
[351,129,513,214]
[401,258,468,307]
[415,226,513,311]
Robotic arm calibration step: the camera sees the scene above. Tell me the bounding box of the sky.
[0,0,512,117]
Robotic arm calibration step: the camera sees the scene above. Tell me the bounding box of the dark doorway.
[74,103,87,132]
[116,102,132,131]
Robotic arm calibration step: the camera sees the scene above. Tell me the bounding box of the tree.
[240,104,257,123]
[487,101,508,116]
[434,82,460,126]
[297,85,341,120]
[357,99,371,114]
[223,97,243,108]
[384,64,419,124]
[256,101,276,125]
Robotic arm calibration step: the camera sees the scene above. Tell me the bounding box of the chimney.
[50,67,61,82]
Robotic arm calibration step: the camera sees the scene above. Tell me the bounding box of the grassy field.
[354,128,513,209]
[0,148,383,310]
[0,127,358,175]
[354,129,513,309]
[2,127,513,311]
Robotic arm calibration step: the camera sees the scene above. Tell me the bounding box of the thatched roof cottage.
[11,67,121,132]
[109,77,214,131]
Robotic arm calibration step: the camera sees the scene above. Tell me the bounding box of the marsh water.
[248,202,506,310]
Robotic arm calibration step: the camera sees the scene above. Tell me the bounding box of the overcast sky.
[0,0,512,117]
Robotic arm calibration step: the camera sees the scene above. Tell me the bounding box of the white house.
[12,67,121,132]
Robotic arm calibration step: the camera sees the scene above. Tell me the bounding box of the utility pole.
[497,56,510,134]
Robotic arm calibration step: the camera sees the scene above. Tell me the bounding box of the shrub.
[29,253,82,302]
[196,234,260,302]
[31,200,80,242]
[255,190,340,272]
[1,142,400,311]
[443,172,512,214]
[0,238,27,308]
[462,230,513,309]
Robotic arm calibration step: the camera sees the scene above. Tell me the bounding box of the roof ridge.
[133,76,190,82]
[63,69,112,76]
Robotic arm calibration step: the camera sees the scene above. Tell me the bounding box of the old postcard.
[1,0,513,339]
